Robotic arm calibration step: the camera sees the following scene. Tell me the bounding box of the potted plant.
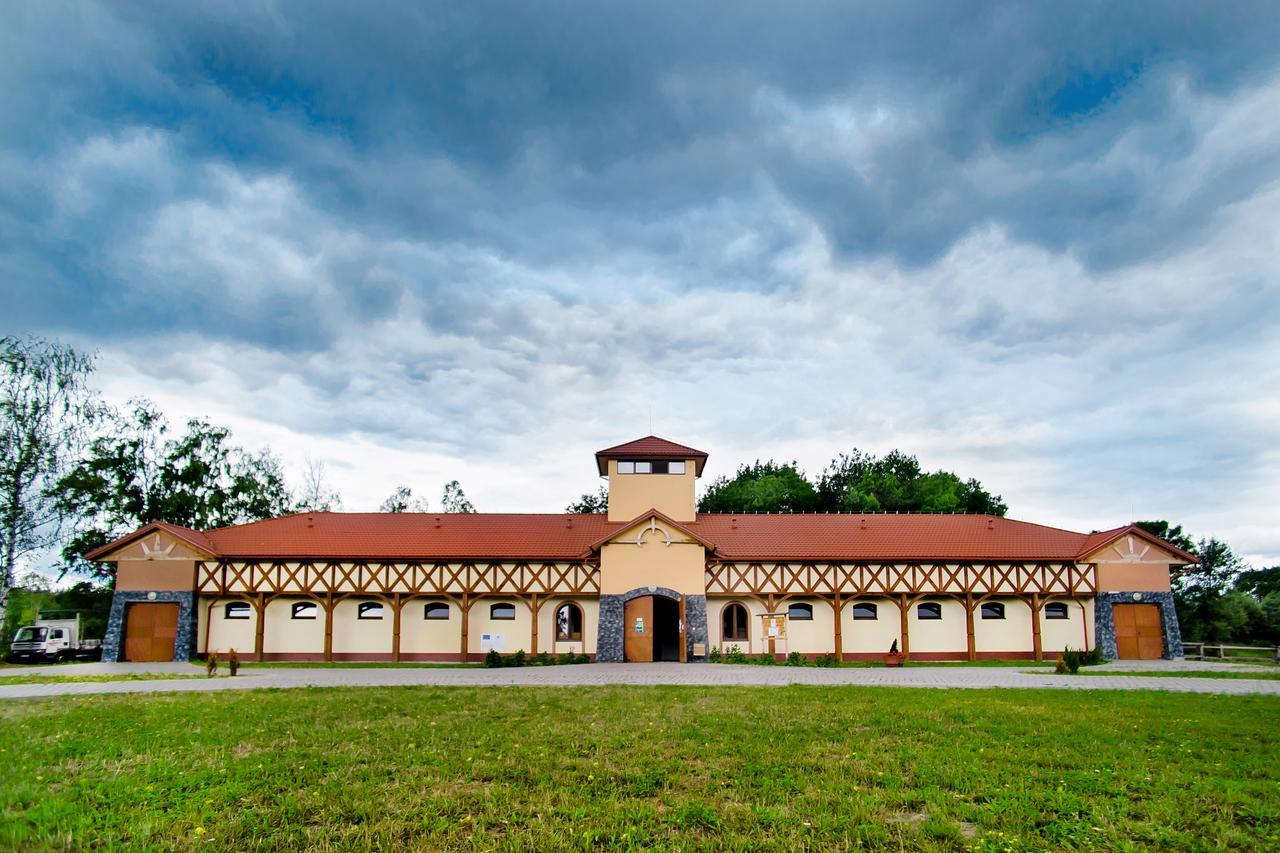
[884,639,903,667]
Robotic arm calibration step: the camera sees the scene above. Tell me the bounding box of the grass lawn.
[1063,670,1280,681]
[2,687,1278,850]
[0,674,202,686]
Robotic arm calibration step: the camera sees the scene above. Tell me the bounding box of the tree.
[0,336,97,634]
[441,480,476,513]
[380,485,428,513]
[1234,566,1280,600]
[1133,520,1196,554]
[699,461,820,513]
[296,455,342,512]
[817,449,1007,515]
[53,400,293,579]
[565,486,608,514]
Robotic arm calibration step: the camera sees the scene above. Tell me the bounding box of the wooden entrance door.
[1113,603,1163,659]
[624,596,654,662]
[124,603,180,661]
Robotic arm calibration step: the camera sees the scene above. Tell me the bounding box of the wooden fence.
[1183,642,1280,662]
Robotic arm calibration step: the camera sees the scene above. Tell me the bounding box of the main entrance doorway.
[123,603,179,661]
[622,595,683,662]
[1113,603,1163,659]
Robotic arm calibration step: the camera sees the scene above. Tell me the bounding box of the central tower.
[594,435,708,522]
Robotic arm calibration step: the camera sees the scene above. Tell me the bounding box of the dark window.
[917,602,942,620]
[224,602,251,620]
[424,602,450,620]
[291,602,318,620]
[851,602,878,620]
[358,602,384,620]
[980,602,1005,620]
[1044,602,1069,620]
[490,603,516,620]
[787,603,814,621]
[617,460,686,475]
[722,603,749,641]
[556,603,584,642]
[49,629,64,639]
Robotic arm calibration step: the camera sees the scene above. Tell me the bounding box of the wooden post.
[202,599,217,657]
[899,594,910,662]
[254,593,266,661]
[832,594,843,663]
[1031,593,1043,662]
[766,594,777,658]
[679,596,687,662]
[323,594,335,662]
[530,594,540,656]
[460,594,470,663]
[965,593,977,662]
[392,593,402,663]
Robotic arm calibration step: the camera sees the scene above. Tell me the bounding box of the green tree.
[440,480,476,513]
[0,337,98,632]
[53,400,293,579]
[698,461,820,513]
[565,486,608,514]
[379,485,428,513]
[817,449,1007,515]
[1234,566,1280,600]
[1133,520,1196,554]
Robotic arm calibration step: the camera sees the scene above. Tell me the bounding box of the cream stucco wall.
[973,598,1034,654]
[332,598,394,654]
[1041,598,1094,652]
[201,597,257,655]
[906,598,968,653]
[600,518,706,595]
[606,459,697,522]
[467,596,532,655]
[538,597,599,656]
[842,598,902,655]
[401,598,462,656]
[263,597,325,655]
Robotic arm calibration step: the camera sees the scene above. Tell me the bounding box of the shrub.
[509,650,527,668]
[756,653,775,666]
[557,652,576,666]
[708,647,722,663]
[723,645,749,665]
[484,649,503,668]
[786,651,805,667]
[205,652,218,678]
[1061,648,1083,674]
[1055,657,1069,674]
[573,652,590,664]
[1083,646,1104,666]
[227,648,240,677]
[534,651,551,667]
[814,654,836,668]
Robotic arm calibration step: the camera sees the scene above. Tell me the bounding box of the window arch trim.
[722,601,750,643]
[555,601,584,642]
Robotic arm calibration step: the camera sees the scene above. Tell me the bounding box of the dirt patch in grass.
[1,686,1278,849]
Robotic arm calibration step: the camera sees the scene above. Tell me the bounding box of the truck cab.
[8,613,102,663]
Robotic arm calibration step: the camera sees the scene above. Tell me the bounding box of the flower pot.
[884,652,904,667]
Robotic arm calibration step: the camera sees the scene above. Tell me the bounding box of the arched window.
[980,602,1005,620]
[1044,602,1069,620]
[787,602,814,621]
[917,602,942,620]
[722,603,749,641]
[358,602,384,620]
[851,602,878,620]
[490,603,516,620]
[556,603,584,642]
[291,602,318,620]
[224,602,251,620]
[424,602,450,620]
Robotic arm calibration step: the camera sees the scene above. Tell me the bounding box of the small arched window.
[917,602,942,620]
[980,602,1005,620]
[722,603,749,641]
[358,602,384,620]
[490,603,516,620]
[787,603,813,621]
[424,602,450,620]
[851,602,878,620]
[556,602,584,642]
[1044,602,1070,620]
[291,602,318,620]
[224,602,251,620]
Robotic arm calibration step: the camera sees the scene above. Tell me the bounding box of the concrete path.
[2,659,1279,700]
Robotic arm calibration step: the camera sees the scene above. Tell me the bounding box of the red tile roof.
[86,512,1198,564]
[595,435,708,475]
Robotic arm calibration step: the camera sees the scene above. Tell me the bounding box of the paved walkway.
[2,659,1278,700]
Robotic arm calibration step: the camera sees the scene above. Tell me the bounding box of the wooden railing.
[1183,642,1280,663]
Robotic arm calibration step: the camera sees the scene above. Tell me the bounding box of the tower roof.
[594,435,709,476]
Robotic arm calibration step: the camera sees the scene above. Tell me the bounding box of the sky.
[3,1,1279,570]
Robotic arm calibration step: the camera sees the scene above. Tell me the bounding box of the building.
[88,436,1194,664]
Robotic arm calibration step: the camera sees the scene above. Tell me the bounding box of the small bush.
[227,648,240,677]
[1083,646,1104,666]
[707,647,722,663]
[814,654,836,668]
[484,649,503,668]
[557,652,575,666]
[786,651,805,667]
[534,651,551,667]
[1055,657,1069,674]
[1061,648,1083,674]
[508,650,527,668]
[755,653,775,666]
[573,652,590,664]
[205,652,218,678]
[723,645,749,665]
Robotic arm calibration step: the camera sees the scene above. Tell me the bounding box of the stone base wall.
[102,590,197,662]
[597,587,708,663]
[1094,591,1182,660]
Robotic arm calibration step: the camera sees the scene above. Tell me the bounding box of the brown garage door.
[123,603,179,661]
[1113,603,1163,660]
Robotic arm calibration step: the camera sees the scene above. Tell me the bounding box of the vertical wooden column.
[460,594,470,663]
[832,594,843,663]
[965,593,977,662]
[899,594,910,661]
[202,599,216,657]
[254,593,266,661]
[1030,593,1043,662]
[323,594,335,662]
[766,594,777,658]
[392,593,403,663]
[679,596,687,662]
[529,594,540,656]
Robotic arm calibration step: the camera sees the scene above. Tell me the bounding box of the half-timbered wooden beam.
[1031,592,1042,662]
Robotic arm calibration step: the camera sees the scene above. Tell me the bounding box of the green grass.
[1063,669,1280,681]
[0,673,202,686]
[2,687,1278,849]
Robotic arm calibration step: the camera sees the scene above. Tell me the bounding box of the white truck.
[8,612,103,663]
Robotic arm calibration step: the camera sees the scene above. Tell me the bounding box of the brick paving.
[2,659,1279,700]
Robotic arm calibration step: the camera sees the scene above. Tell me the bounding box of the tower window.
[616,460,685,474]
